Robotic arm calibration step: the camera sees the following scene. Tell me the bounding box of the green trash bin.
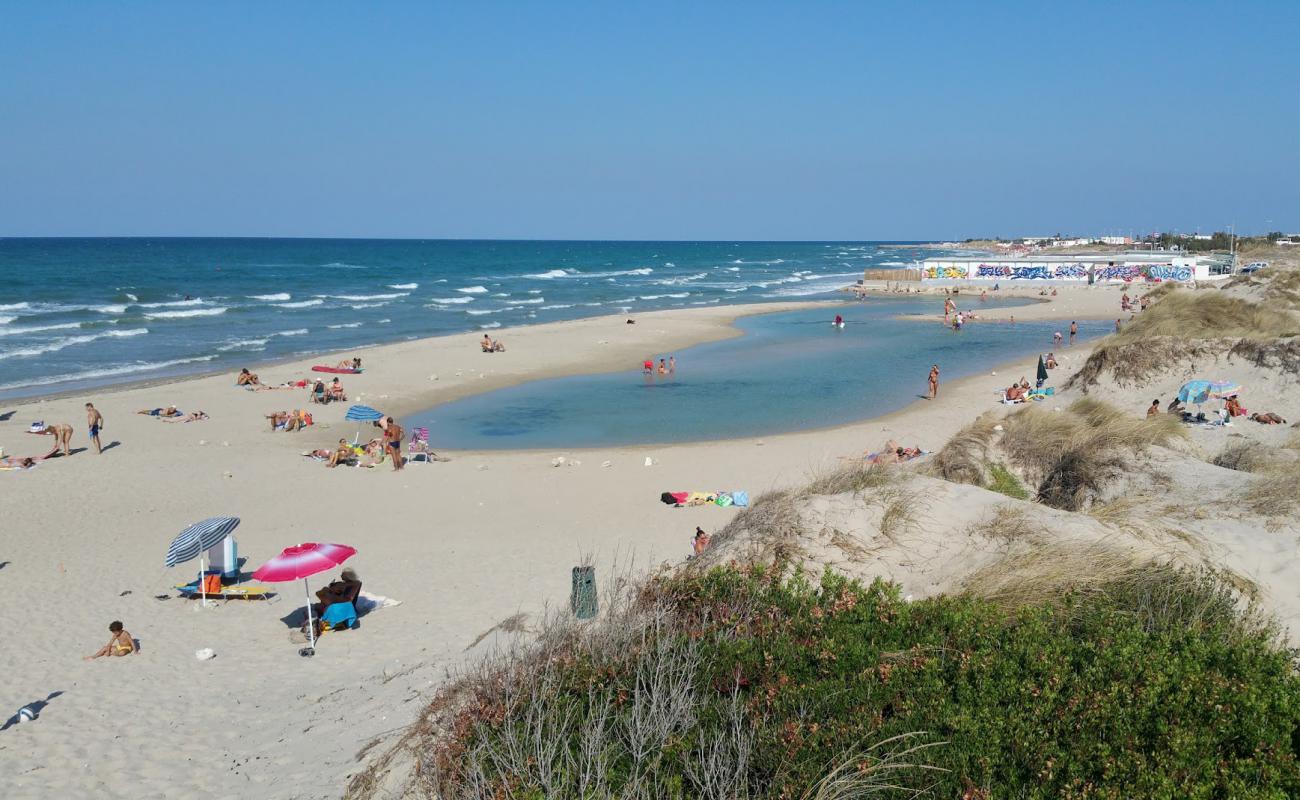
[571,566,598,619]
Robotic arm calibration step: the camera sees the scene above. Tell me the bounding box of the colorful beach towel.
[660,491,749,508]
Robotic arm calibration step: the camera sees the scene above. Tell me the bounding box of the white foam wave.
[251,293,292,301]
[0,355,218,393]
[478,322,502,329]
[430,297,474,305]
[878,261,909,267]
[0,316,13,325]
[725,267,740,272]
[457,286,489,294]
[273,329,309,337]
[638,292,690,300]
[125,293,139,302]
[0,302,30,311]
[144,307,228,319]
[350,302,390,309]
[328,322,363,329]
[276,299,324,308]
[524,267,653,280]
[387,283,419,290]
[326,292,408,301]
[137,298,204,308]
[541,303,574,310]
[218,338,269,352]
[527,289,543,294]
[95,305,128,314]
[0,322,85,338]
[321,262,371,270]
[724,287,750,292]
[526,269,573,279]
[508,297,544,305]
[654,272,708,285]
[0,328,149,360]
[466,309,503,316]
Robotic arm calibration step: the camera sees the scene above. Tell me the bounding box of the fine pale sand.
[0,285,1165,798]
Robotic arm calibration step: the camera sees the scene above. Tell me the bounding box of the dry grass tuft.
[930,413,999,485]
[1212,441,1273,473]
[1245,461,1300,523]
[1111,288,1298,344]
[966,503,1036,544]
[806,461,894,496]
[960,541,1152,610]
[997,399,1184,511]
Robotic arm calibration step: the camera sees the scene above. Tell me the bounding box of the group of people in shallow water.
[643,355,676,376]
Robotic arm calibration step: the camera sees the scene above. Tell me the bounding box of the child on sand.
[85,621,134,660]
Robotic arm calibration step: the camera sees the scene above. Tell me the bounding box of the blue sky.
[1,1,1297,239]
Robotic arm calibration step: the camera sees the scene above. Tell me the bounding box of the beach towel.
[355,591,401,614]
[662,490,749,508]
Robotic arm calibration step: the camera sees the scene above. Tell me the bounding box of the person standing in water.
[1069,320,1078,345]
[657,359,667,376]
[927,364,940,400]
[834,313,843,327]
[85,402,104,454]
[668,356,676,374]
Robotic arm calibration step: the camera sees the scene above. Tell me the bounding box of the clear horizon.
[2,1,1297,239]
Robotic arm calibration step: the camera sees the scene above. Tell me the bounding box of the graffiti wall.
[923,261,1195,283]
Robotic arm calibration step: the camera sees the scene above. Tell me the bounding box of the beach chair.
[408,427,433,464]
[320,601,359,631]
[174,580,273,601]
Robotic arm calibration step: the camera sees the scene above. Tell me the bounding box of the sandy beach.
[0,283,1258,797]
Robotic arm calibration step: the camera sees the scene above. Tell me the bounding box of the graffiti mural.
[1145,264,1193,282]
[923,261,1198,282]
[924,264,969,280]
[1095,264,1146,282]
[1052,263,1088,279]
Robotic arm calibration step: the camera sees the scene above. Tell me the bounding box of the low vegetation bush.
[404,566,1300,800]
[985,462,1028,499]
[1110,288,1298,344]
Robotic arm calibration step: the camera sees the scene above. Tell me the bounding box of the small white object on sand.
[601,460,612,468]
[195,648,216,660]
[644,457,655,467]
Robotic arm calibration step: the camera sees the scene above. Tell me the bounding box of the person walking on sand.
[927,364,939,400]
[383,416,404,471]
[1069,320,1078,345]
[85,403,104,454]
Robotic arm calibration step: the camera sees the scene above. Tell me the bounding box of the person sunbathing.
[237,368,261,386]
[481,335,494,352]
[1167,398,1184,415]
[313,568,362,615]
[1225,396,1244,417]
[266,411,290,431]
[1005,385,1028,402]
[137,406,182,417]
[0,456,38,469]
[330,378,347,401]
[1045,353,1058,369]
[1250,412,1287,424]
[336,357,362,370]
[162,411,208,423]
[327,438,356,468]
[85,621,134,660]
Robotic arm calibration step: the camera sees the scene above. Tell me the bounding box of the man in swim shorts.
[383,416,404,471]
[85,402,104,454]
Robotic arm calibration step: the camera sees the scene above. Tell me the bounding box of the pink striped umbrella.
[253,543,356,651]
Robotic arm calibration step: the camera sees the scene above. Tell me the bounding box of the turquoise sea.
[0,238,969,400]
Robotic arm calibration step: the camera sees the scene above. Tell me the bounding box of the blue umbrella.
[166,516,240,604]
[344,405,384,422]
[344,404,385,442]
[1177,380,1213,406]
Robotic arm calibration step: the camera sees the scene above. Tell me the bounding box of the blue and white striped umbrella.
[165,517,240,568]
[344,405,384,422]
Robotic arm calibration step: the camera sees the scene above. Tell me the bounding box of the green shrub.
[985,462,1028,499]
[418,567,1300,799]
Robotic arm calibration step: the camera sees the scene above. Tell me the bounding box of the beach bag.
[201,574,222,595]
[731,491,750,507]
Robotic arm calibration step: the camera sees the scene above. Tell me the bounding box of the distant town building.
[1098,236,1131,245]
[918,251,1233,284]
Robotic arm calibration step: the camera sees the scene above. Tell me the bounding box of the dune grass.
[366,565,1300,799]
[1110,287,1298,344]
[932,398,1184,511]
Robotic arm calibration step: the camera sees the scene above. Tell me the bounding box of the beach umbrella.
[1209,380,1241,399]
[1177,380,1213,406]
[165,516,240,605]
[1036,355,1048,387]
[252,542,356,652]
[344,404,384,442]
